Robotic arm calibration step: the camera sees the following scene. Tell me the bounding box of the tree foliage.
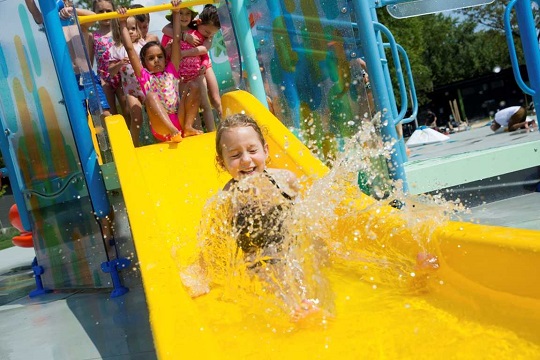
[376,6,523,106]
[459,1,518,36]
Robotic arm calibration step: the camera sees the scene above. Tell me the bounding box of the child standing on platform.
[89,0,129,122]
[109,12,146,146]
[129,4,160,43]
[162,5,221,136]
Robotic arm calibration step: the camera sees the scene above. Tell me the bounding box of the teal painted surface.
[405,140,540,195]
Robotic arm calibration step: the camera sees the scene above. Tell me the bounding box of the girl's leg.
[180,80,203,137]
[102,83,118,115]
[127,95,142,147]
[205,67,222,118]
[177,81,188,131]
[144,92,181,141]
[115,86,131,128]
[199,77,215,131]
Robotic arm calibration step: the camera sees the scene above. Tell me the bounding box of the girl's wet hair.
[139,41,166,68]
[215,114,266,162]
[92,0,115,12]
[197,4,221,28]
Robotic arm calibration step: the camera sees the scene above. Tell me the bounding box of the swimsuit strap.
[229,171,294,201]
[264,170,293,201]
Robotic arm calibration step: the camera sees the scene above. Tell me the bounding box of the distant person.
[491,106,535,132]
[424,110,437,128]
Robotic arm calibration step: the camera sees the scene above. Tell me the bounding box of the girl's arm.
[170,1,182,70]
[108,52,128,77]
[180,45,208,58]
[118,11,143,78]
[163,24,201,46]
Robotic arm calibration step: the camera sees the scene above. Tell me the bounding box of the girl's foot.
[416,253,439,272]
[410,253,439,292]
[291,299,321,323]
[183,127,204,137]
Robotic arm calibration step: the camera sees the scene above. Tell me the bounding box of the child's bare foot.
[169,132,183,142]
[183,127,203,137]
[291,299,321,323]
[416,252,439,272]
[409,253,439,292]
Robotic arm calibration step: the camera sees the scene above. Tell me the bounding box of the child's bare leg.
[199,77,215,131]
[102,83,118,115]
[116,86,131,128]
[127,95,142,147]
[144,92,182,142]
[205,67,222,118]
[25,0,43,24]
[181,81,203,137]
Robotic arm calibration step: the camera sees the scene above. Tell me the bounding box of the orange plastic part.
[8,204,34,248]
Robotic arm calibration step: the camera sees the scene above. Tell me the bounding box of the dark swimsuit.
[232,171,294,255]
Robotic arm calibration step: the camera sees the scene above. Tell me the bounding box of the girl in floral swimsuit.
[118,2,183,142]
[89,0,128,120]
[109,14,146,146]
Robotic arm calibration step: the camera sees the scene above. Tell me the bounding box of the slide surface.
[106,91,540,359]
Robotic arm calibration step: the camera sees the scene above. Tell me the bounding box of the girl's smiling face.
[178,8,195,28]
[219,127,268,180]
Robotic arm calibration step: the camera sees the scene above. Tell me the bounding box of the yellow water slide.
[105,90,540,359]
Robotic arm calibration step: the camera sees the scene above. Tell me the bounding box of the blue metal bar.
[504,0,535,95]
[375,23,408,125]
[371,7,408,165]
[397,44,418,124]
[514,0,540,110]
[351,0,408,192]
[38,0,110,217]
[372,6,409,180]
[516,0,540,115]
[229,0,268,107]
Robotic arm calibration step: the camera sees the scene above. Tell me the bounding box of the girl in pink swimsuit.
[89,0,128,120]
[162,5,221,137]
[118,2,183,143]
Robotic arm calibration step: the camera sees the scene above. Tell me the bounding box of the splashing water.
[173,119,539,358]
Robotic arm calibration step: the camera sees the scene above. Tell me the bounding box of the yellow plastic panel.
[105,91,540,359]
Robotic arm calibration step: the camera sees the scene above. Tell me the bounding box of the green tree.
[459,1,518,36]
[376,8,522,106]
[376,10,433,105]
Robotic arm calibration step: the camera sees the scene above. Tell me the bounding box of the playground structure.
[0,0,539,359]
